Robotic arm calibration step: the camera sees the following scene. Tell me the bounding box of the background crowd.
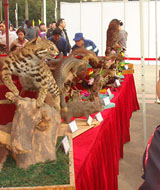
[0,18,127,57]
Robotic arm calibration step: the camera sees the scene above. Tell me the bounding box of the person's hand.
[158,56,160,61]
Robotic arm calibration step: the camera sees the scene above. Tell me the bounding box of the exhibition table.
[73,74,139,190]
[0,74,139,190]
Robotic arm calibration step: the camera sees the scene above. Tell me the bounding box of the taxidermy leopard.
[1,37,62,111]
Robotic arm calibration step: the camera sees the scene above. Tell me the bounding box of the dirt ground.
[118,64,160,190]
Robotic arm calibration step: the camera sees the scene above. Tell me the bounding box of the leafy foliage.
[8,0,55,27]
[3,0,100,27]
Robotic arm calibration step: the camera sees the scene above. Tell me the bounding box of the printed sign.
[69,120,78,133]
[95,112,103,122]
[62,136,70,154]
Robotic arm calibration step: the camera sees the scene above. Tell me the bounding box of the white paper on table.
[103,96,111,106]
[95,112,103,122]
[68,120,78,133]
[124,65,128,70]
[115,79,121,87]
[87,115,93,126]
[62,136,70,154]
[107,88,112,97]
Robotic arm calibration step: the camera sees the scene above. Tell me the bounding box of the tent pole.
[155,0,158,103]
[80,0,82,32]
[101,0,103,56]
[54,0,57,21]
[123,0,127,30]
[43,0,46,25]
[4,0,9,53]
[148,0,150,65]
[140,0,147,147]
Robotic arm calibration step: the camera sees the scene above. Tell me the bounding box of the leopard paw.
[13,89,19,96]
[36,100,44,108]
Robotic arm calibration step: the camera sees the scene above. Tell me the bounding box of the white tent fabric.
[61,1,160,64]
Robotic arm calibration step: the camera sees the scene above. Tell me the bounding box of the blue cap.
[73,33,84,41]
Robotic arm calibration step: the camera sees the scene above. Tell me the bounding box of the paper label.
[62,136,70,154]
[124,65,128,70]
[69,120,78,133]
[87,115,93,126]
[95,112,103,122]
[103,96,110,106]
[107,88,112,97]
[115,79,121,87]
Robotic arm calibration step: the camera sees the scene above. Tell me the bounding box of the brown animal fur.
[61,91,103,123]
[105,20,120,56]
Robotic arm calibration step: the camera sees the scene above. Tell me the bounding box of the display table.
[0,74,139,190]
[73,74,139,190]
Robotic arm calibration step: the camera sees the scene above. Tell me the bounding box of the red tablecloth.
[73,74,139,190]
[0,74,139,190]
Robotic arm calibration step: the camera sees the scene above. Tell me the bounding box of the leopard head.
[24,36,59,60]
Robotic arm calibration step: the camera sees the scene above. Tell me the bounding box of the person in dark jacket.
[72,32,99,56]
[56,18,71,53]
[24,20,37,41]
[47,21,56,38]
[48,28,67,56]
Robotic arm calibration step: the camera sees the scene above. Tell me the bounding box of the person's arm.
[24,28,30,40]
[10,39,18,52]
[118,30,128,51]
[91,41,99,56]
[62,39,68,56]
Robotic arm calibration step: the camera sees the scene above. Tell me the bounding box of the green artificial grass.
[0,137,70,188]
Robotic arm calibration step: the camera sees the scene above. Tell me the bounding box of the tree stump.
[0,92,61,169]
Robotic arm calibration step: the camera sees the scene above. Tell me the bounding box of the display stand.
[60,119,100,139]
[122,63,134,74]
[0,131,75,190]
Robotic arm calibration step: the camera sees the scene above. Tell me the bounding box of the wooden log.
[10,97,61,169]
[0,123,11,147]
[0,92,62,169]
[0,130,10,147]
[0,146,8,172]
[0,99,12,104]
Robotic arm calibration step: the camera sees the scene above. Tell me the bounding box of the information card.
[69,120,78,133]
[87,115,93,126]
[115,79,121,87]
[107,88,112,97]
[103,96,111,106]
[62,136,70,155]
[95,112,103,122]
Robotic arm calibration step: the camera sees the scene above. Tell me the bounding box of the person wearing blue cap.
[48,27,68,56]
[72,33,99,55]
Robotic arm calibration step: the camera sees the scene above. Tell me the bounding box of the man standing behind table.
[47,21,56,38]
[56,18,71,53]
[72,32,99,56]
[48,28,68,56]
